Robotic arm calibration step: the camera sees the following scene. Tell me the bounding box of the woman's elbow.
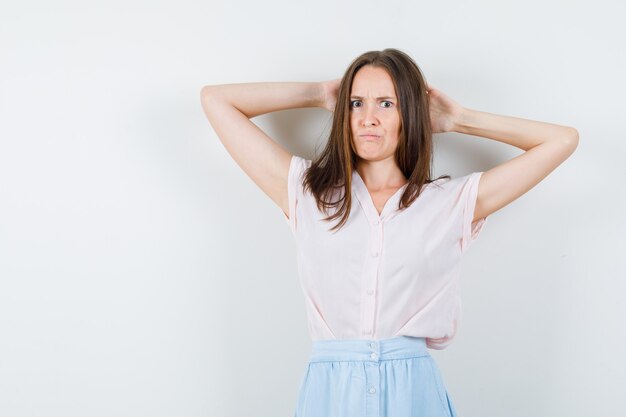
[200,85,214,101]
[564,127,579,149]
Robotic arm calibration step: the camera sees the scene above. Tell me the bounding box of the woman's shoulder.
[290,154,313,174]
[429,172,476,189]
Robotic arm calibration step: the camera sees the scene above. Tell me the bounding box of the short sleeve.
[460,172,488,253]
[280,154,309,236]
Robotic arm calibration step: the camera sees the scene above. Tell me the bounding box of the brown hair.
[302,47,450,232]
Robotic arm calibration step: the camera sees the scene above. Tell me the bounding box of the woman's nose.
[361,104,379,126]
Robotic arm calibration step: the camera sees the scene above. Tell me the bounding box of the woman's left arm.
[427,86,579,222]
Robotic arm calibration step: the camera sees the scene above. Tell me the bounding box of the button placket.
[353,171,389,341]
[368,340,379,361]
[371,219,383,256]
[361,218,383,338]
[364,339,381,414]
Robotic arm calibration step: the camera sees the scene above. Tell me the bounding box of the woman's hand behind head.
[320,78,341,112]
[426,86,466,133]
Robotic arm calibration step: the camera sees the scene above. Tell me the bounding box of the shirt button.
[372,219,380,226]
[369,342,376,348]
[370,352,378,359]
[372,250,379,257]
[367,289,374,295]
[368,387,377,394]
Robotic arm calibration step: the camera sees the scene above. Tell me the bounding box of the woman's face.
[349,65,402,163]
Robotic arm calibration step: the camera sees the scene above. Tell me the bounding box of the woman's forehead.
[351,67,396,97]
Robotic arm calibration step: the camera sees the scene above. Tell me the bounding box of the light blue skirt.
[293,335,458,417]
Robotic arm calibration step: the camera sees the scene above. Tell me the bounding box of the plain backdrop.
[1,1,625,416]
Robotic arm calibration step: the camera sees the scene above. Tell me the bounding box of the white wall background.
[1,1,624,416]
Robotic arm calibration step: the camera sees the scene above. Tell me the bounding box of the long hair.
[302,48,450,232]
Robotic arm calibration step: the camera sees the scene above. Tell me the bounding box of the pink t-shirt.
[281,155,488,350]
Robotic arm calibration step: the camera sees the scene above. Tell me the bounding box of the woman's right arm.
[199,82,327,220]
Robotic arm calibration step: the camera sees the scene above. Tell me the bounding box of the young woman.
[200,48,578,417]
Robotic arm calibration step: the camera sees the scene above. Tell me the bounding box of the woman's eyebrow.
[350,95,396,100]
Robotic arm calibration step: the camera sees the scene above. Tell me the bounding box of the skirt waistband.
[308,335,430,363]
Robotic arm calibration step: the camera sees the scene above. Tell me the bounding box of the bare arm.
[453,108,579,222]
[201,82,324,119]
[427,85,578,224]
[200,82,326,219]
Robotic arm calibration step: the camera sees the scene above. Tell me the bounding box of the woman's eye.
[350,100,393,108]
